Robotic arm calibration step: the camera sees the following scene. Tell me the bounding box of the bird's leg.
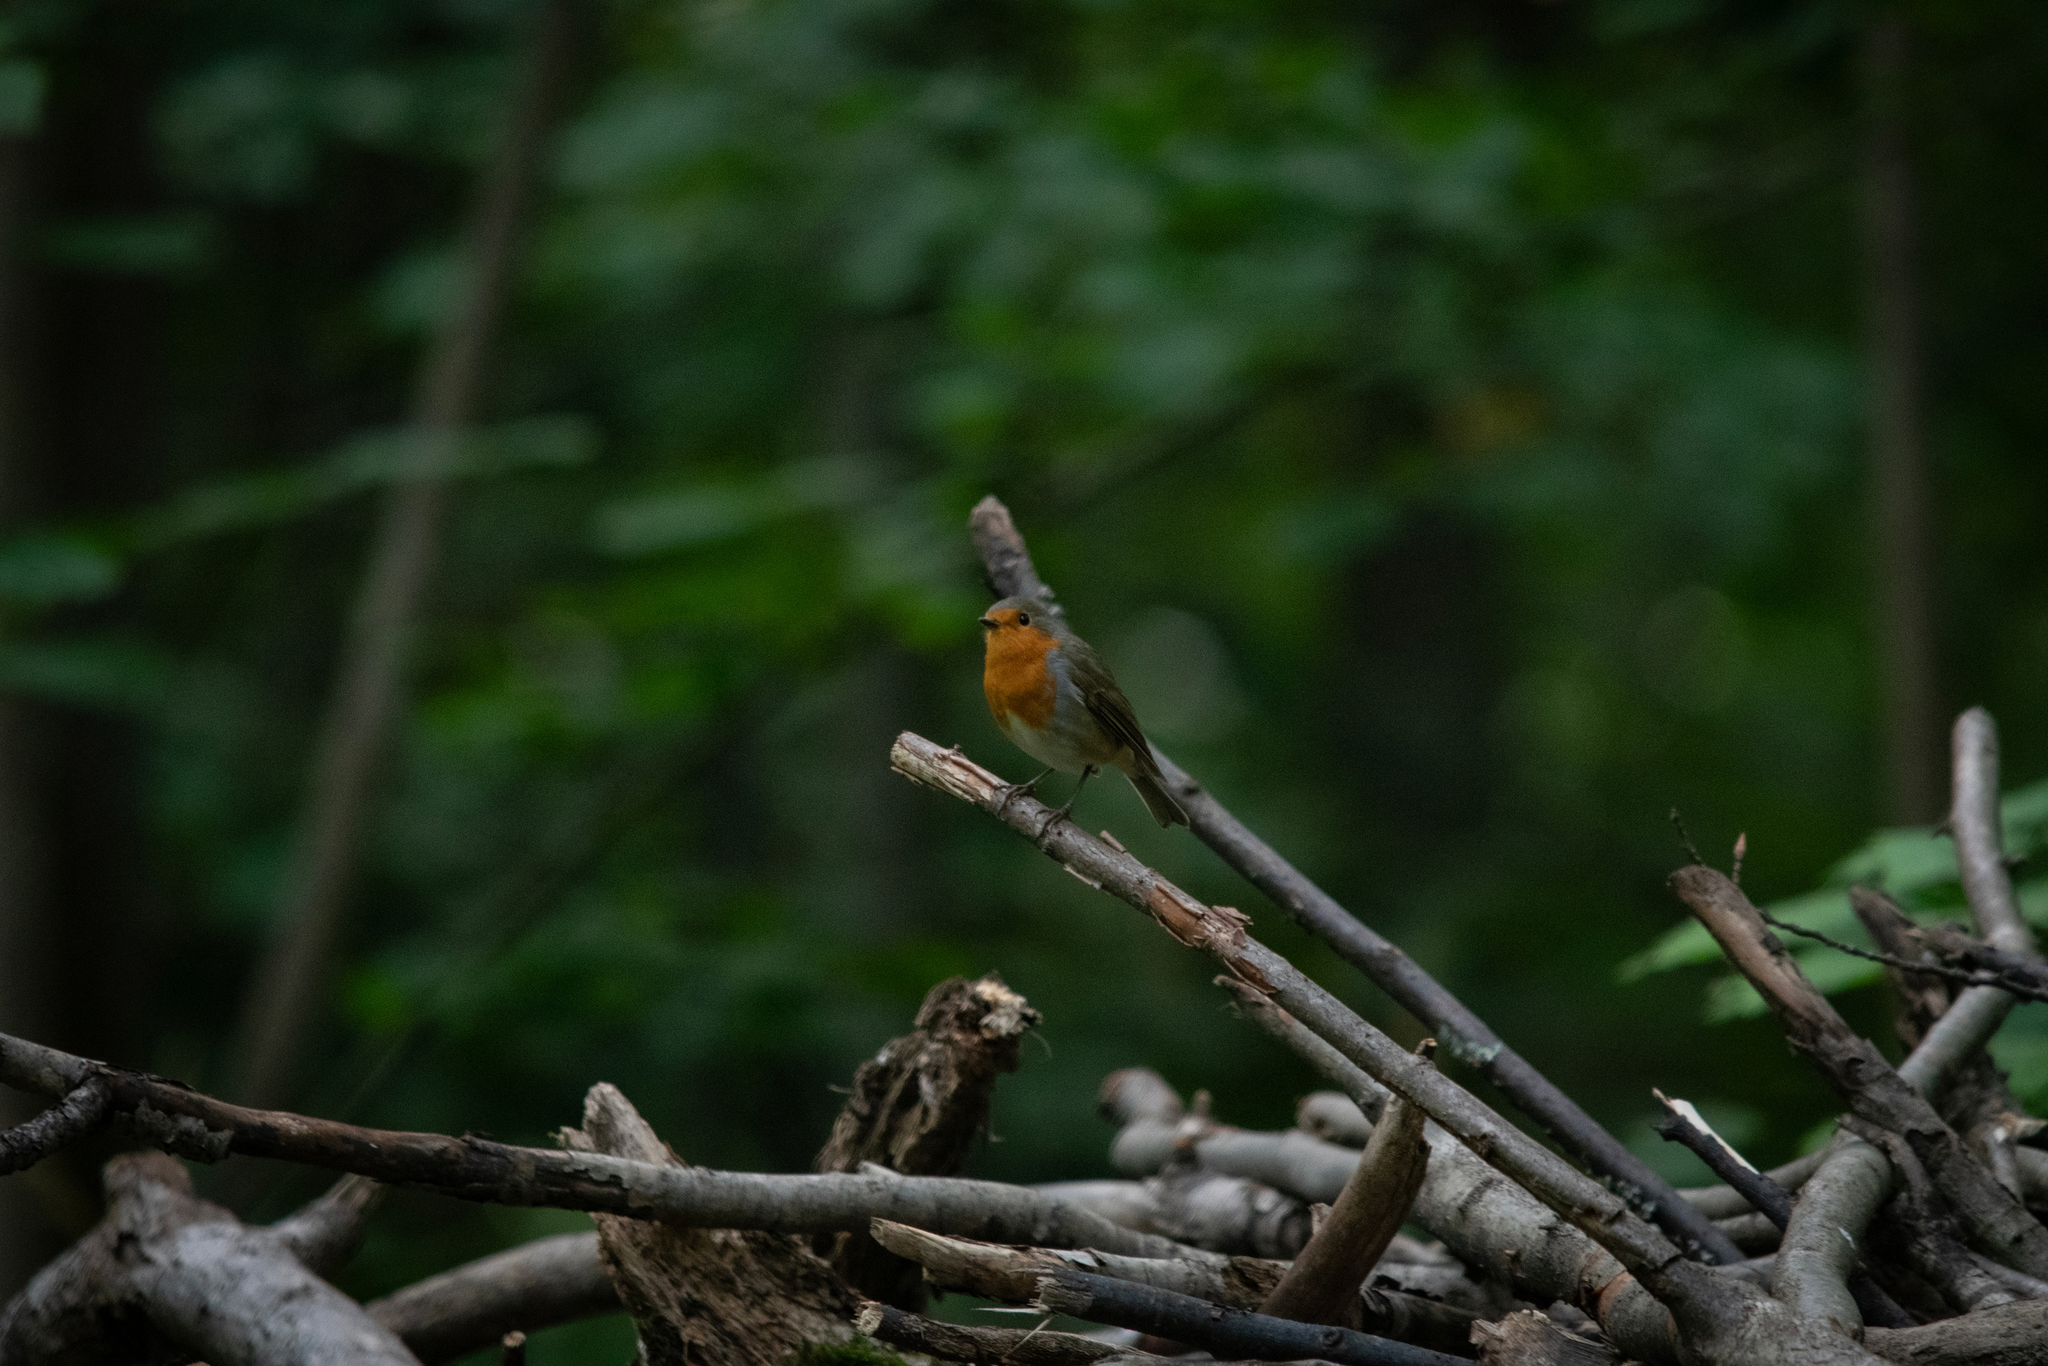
[1036,766,1095,840]
[994,767,1054,819]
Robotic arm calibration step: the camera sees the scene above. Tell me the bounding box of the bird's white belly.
[996,686,1120,773]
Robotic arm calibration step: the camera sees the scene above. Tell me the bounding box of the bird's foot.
[1034,797,1078,842]
[994,768,1053,819]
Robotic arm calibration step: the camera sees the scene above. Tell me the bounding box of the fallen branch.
[1654,1092,1793,1227]
[1670,863,2048,1280]
[855,1298,1124,1365]
[0,1075,111,1176]
[1770,1136,1911,1330]
[0,1029,1215,1263]
[968,497,1741,1266]
[1861,1298,2048,1365]
[1949,709,2038,958]
[869,1220,1478,1357]
[1262,1043,1433,1327]
[1030,1265,1466,1366]
[0,1152,417,1365]
[363,1232,619,1366]
[1683,1152,1831,1222]
[893,731,1891,1366]
[1038,1167,1313,1259]
[1845,1119,2018,1314]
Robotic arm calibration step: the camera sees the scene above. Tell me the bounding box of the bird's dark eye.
[1017,612,1031,626]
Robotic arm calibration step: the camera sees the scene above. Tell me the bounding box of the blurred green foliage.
[4,0,2047,1359]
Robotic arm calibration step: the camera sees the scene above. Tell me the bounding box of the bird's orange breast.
[983,628,1059,730]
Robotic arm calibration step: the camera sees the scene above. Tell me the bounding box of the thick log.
[561,1082,854,1366]
[0,1151,414,1366]
[1862,1298,2048,1366]
[814,974,1040,1307]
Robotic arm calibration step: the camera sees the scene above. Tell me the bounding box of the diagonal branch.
[891,730,1892,1366]
[1260,1043,1432,1328]
[966,496,1739,1265]
[0,1074,110,1175]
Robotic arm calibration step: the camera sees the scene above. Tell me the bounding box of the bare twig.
[1671,864,2048,1280]
[1753,909,2048,1004]
[0,1028,1217,1263]
[270,1172,383,1275]
[1654,1092,1792,1228]
[0,1151,419,1365]
[364,1231,619,1365]
[0,1075,110,1175]
[1261,1042,1433,1327]
[1216,981,1693,1364]
[893,731,1893,1366]
[231,0,579,1110]
[1683,1151,1831,1222]
[967,497,1741,1265]
[1031,1266,1465,1366]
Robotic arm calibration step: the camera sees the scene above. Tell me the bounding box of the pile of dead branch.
[1,500,2045,1366]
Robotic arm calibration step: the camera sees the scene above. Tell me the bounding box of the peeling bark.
[814,973,1040,1307]
[561,1082,854,1366]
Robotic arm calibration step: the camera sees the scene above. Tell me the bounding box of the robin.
[978,596,1188,829]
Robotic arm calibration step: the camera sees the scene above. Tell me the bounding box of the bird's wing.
[1067,643,1165,779]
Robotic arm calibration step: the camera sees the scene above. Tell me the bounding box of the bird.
[978,595,1188,829]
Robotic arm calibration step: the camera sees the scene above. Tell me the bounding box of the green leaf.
[0,535,122,605]
[0,59,45,135]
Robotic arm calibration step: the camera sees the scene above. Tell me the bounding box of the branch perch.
[967,497,1741,1266]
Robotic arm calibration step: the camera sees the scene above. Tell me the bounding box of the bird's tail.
[1125,770,1189,828]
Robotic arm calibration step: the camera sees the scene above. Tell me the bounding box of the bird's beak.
[977,615,998,630]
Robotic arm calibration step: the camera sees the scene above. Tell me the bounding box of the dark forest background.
[0,0,2044,1360]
